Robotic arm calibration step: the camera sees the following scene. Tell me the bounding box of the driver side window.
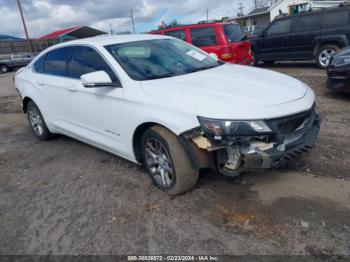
[267,19,292,36]
[69,46,119,83]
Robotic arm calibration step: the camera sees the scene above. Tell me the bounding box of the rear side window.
[164,30,186,41]
[44,47,72,77]
[34,55,45,73]
[223,24,246,43]
[267,19,292,36]
[294,14,321,32]
[190,27,217,46]
[325,10,349,28]
[69,46,117,82]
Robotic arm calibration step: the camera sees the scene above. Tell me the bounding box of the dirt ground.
[0,64,350,256]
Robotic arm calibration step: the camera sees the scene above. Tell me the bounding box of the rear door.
[39,47,74,127]
[322,9,350,44]
[289,13,322,59]
[258,18,293,60]
[34,47,72,129]
[188,26,222,57]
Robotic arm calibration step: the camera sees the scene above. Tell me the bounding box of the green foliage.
[157,19,182,30]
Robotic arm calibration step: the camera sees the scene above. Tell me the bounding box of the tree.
[157,19,182,30]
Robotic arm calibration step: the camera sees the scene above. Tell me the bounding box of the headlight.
[197,116,272,138]
[332,54,350,67]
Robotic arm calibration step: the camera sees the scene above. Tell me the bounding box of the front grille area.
[277,114,308,135]
[267,106,315,136]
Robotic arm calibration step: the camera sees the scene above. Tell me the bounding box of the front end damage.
[180,106,321,177]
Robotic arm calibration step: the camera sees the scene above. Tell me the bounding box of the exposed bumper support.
[179,109,320,177]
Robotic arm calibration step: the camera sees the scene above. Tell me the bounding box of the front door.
[64,46,126,155]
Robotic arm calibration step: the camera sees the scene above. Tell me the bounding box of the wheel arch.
[132,121,215,172]
[22,96,33,113]
[313,40,344,55]
[132,122,170,163]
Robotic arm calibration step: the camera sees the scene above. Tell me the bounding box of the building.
[237,7,270,28]
[237,0,347,27]
[39,26,106,40]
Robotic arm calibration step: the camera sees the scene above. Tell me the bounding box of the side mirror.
[209,52,218,60]
[81,71,117,88]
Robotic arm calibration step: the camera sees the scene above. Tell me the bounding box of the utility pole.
[206,9,209,22]
[17,0,32,53]
[129,8,136,34]
[109,24,113,35]
[238,2,244,16]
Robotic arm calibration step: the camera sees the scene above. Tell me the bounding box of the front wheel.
[141,125,198,195]
[316,45,339,69]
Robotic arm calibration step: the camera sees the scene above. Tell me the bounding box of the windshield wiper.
[190,65,219,73]
[145,73,177,80]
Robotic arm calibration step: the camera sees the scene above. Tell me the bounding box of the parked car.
[243,25,266,39]
[250,5,350,69]
[151,22,253,65]
[0,52,34,73]
[327,46,350,93]
[14,35,320,195]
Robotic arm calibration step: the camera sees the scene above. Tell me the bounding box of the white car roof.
[51,34,171,49]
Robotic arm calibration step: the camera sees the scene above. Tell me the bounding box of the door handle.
[68,86,77,92]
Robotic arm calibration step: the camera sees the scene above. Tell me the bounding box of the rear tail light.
[220,47,233,60]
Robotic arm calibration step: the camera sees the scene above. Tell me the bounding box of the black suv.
[251,6,350,69]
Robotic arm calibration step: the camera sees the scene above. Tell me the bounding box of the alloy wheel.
[144,137,174,188]
[28,106,44,136]
[318,49,336,68]
[0,65,8,73]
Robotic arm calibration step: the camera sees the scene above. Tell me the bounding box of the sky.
[0,0,254,38]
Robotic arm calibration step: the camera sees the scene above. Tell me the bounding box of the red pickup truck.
[151,21,253,65]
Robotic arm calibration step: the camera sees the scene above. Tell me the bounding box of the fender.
[313,34,349,53]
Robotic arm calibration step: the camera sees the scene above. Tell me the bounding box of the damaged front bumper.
[180,106,321,177]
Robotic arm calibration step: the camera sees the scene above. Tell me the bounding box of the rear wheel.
[141,125,198,195]
[0,64,9,73]
[263,60,275,65]
[27,101,53,141]
[316,45,339,69]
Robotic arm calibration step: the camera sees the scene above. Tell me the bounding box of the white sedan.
[14,34,320,195]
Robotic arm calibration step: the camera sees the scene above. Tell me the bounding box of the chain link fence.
[0,38,69,55]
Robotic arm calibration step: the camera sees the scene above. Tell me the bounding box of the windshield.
[105,39,224,81]
[223,24,247,43]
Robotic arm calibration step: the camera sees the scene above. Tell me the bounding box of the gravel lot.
[0,64,350,256]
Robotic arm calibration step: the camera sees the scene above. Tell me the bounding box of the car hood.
[140,64,311,120]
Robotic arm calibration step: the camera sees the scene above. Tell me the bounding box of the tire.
[263,60,275,65]
[316,45,339,69]
[250,50,258,66]
[0,64,9,73]
[27,101,53,141]
[141,125,198,195]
